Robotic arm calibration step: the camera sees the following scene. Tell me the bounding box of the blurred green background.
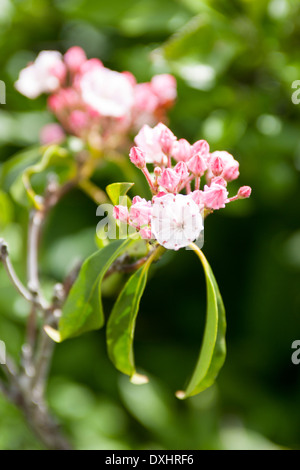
[0,0,300,450]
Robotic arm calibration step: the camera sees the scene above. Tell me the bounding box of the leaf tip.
[130,373,149,385]
[175,390,186,400]
[44,325,62,343]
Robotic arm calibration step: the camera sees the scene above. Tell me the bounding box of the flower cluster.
[113,123,251,250]
[15,48,176,149]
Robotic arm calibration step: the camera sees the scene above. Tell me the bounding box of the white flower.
[151,193,203,250]
[80,66,134,118]
[15,51,64,99]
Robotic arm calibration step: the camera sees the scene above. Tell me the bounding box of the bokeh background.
[0,0,300,450]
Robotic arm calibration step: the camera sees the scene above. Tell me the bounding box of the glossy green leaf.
[176,243,226,399]
[45,238,133,342]
[106,245,165,384]
[106,182,134,206]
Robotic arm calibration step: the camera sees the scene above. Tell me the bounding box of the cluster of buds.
[15,48,177,149]
[113,123,251,250]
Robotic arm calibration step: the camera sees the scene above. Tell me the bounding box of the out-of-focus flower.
[15,48,177,148]
[40,123,66,145]
[15,51,66,99]
[64,46,87,74]
[79,65,134,118]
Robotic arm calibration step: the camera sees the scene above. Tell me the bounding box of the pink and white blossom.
[134,124,168,165]
[151,194,203,250]
[15,51,66,99]
[79,65,134,118]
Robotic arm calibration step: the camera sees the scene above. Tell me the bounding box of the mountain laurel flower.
[157,123,177,156]
[159,168,181,193]
[187,153,207,176]
[172,139,193,162]
[210,155,224,176]
[134,124,168,165]
[129,199,152,228]
[151,194,203,250]
[113,124,251,250]
[202,183,229,210]
[15,48,177,148]
[15,51,65,99]
[192,140,210,159]
[150,74,177,106]
[210,151,239,182]
[113,205,129,223]
[129,147,146,169]
[174,161,189,182]
[238,186,252,198]
[80,65,134,118]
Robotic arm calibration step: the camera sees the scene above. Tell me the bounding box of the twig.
[0,239,32,303]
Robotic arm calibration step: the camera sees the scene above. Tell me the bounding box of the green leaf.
[106,245,165,384]
[106,182,134,206]
[21,145,73,209]
[176,243,226,399]
[45,238,133,342]
[0,146,42,190]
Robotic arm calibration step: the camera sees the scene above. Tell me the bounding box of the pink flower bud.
[64,46,87,74]
[129,147,146,169]
[210,151,239,182]
[211,176,227,187]
[237,186,252,199]
[159,168,181,193]
[113,205,129,223]
[187,154,207,176]
[192,140,210,158]
[172,139,193,162]
[174,161,189,182]
[202,183,228,210]
[140,226,153,240]
[40,123,65,145]
[157,123,176,156]
[129,199,152,228]
[210,156,223,176]
[190,190,204,207]
[132,195,143,205]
